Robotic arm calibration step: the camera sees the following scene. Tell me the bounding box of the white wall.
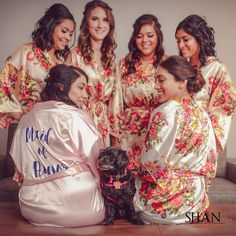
[1,0,236,158]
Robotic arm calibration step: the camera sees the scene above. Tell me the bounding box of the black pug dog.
[97,147,144,225]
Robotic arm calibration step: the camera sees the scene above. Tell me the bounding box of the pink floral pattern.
[134,97,217,223]
[145,111,168,150]
[71,48,116,147]
[194,56,236,153]
[110,57,163,173]
[0,43,58,128]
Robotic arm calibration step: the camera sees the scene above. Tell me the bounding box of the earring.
[59,84,64,92]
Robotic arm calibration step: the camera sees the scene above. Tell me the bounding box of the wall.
[0,0,236,158]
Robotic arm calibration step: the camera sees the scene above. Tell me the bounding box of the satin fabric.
[0,43,61,128]
[71,48,116,147]
[134,97,217,224]
[10,101,105,227]
[193,56,236,153]
[109,57,163,173]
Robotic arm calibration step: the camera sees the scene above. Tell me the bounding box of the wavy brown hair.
[32,3,76,60]
[175,14,216,67]
[41,64,88,106]
[160,56,205,94]
[78,0,117,70]
[124,14,165,77]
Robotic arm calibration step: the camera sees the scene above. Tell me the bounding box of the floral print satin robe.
[0,43,60,128]
[134,97,217,224]
[110,58,160,173]
[194,56,236,153]
[71,48,116,147]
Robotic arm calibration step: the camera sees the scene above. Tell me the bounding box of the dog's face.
[97,147,129,172]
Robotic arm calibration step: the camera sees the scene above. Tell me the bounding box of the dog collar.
[101,168,129,190]
[102,179,128,189]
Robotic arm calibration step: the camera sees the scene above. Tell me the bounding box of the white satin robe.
[71,48,116,147]
[0,43,62,128]
[193,56,236,153]
[10,101,105,227]
[134,97,217,224]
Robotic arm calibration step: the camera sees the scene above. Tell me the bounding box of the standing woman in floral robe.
[110,14,166,173]
[134,56,217,224]
[175,14,236,153]
[0,3,76,128]
[71,0,117,147]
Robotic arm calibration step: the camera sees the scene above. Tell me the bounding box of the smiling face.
[135,23,158,60]
[87,6,110,43]
[155,66,186,104]
[175,28,200,64]
[68,76,88,108]
[52,19,75,51]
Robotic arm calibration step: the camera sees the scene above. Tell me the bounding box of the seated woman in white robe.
[10,64,105,227]
[134,56,217,224]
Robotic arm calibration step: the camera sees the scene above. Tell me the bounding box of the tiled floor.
[0,202,236,236]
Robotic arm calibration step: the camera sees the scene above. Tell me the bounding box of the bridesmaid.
[0,3,76,128]
[175,14,236,153]
[110,14,166,173]
[10,64,105,227]
[134,56,217,224]
[71,0,117,147]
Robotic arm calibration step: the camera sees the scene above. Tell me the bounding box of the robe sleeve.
[141,104,176,181]
[0,61,22,128]
[207,63,236,153]
[87,138,103,186]
[0,45,31,128]
[144,105,175,156]
[75,112,103,185]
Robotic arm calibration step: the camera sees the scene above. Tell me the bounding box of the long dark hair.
[160,56,205,94]
[78,0,117,70]
[175,14,216,66]
[124,14,164,77]
[41,64,88,106]
[32,3,76,60]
